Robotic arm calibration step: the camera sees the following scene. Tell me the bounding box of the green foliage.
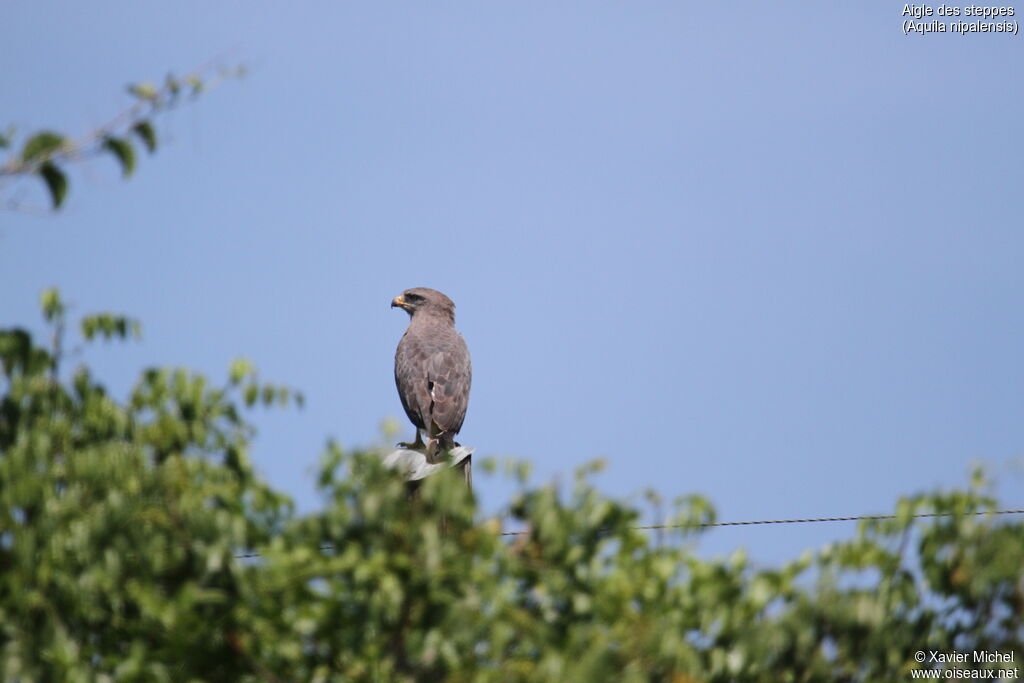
[132,120,157,154]
[37,162,68,209]
[80,312,141,342]
[39,287,65,322]
[0,292,1021,681]
[20,131,67,164]
[127,82,159,101]
[102,136,136,178]
[0,63,242,211]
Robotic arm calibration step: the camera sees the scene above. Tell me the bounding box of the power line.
[231,508,1024,555]
[500,508,1024,536]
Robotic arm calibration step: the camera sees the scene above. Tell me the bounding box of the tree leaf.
[166,74,181,98]
[21,131,66,163]
[228,358,254,385]
[132,121,157,154]
[38,161,68,209]
[39,288,64,321]
[127,82,158,101]
[103,136,136,178]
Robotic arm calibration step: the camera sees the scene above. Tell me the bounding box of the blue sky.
[3,3,1022,563]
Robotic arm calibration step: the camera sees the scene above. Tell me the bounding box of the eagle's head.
[391,287,456,323]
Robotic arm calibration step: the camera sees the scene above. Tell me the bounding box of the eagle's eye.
[405,292,422,302]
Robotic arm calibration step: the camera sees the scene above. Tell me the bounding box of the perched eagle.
[391,287,472,457]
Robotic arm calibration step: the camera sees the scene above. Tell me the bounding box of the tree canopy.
[1,292,1021,681]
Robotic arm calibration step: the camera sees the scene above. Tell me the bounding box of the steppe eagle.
[391,287,472,456]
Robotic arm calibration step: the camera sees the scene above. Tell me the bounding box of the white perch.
[382,445,475,482]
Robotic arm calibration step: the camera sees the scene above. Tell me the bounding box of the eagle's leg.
[425,437,441,463]
[398,429,426,452]
[425,429,461,463]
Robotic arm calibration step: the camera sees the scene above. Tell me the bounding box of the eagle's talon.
[397,434,426,452]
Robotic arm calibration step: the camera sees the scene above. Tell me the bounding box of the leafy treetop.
[0,291,1020,681]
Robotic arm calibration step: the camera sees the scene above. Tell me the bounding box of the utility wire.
[501,508,1024,536]
[233,508,1024,556]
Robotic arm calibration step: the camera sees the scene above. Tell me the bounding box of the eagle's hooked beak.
[391,295,409,310]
